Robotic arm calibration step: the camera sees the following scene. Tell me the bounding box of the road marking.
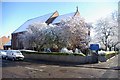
[106,55,117,62]
[25,67,43,72]
[34,69,43,72]
[39,66,47,68]
[25,67,34,70]
[51,66,59,67]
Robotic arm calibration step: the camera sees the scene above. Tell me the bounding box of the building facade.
[3,40,11,50]
[0,36,10,49]
[12,11,59,49]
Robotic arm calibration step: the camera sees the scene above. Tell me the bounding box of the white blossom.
[19,16,90,52]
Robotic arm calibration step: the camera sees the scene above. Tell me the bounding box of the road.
[1,54,120,78]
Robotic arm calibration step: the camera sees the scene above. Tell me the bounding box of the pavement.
[77,54,120,78]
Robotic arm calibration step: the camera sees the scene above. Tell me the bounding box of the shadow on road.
[1,58,120,70]
[2,58,88,67]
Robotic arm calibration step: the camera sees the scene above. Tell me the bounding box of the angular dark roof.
[52,12,75,24]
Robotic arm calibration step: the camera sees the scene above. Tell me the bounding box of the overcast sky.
[1,1,118,37]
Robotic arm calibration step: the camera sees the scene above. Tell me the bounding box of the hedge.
[21,51,86,56]
[99,51,118,59]
[105,51,118,59]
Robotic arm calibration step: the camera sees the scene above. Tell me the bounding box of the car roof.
[7,50,20,51]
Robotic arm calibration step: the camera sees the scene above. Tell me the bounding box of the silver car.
[6,50,24,61]
[0,50,7,59]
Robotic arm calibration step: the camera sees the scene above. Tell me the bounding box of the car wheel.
[5,56,8,60]
[12,57,15,61]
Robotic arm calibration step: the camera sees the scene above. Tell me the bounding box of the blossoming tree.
[19,16,90,52]
[94,11,119,51]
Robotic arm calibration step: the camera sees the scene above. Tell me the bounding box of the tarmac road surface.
[1,54,120,78]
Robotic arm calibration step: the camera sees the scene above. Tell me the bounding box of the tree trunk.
[105,44,107,51]
[109,47,111,51]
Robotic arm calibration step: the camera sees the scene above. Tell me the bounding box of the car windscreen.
[12,51,22,55]
[0,51,6,54]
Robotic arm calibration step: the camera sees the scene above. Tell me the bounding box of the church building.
[11,8,90,50]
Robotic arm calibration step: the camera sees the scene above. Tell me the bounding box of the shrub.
[105,51,118,59]
[21,51,86,56]
[98,51,118,59]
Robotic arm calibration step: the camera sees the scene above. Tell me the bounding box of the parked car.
[0,50,7,59]
[6,50,24,61]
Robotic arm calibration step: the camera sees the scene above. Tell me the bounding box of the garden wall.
[22,51,118,63]
[98,56,107,62]
[23,53,97,64]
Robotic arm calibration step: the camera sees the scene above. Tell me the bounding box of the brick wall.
[0,36,10,49]
[12,32,24,50]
